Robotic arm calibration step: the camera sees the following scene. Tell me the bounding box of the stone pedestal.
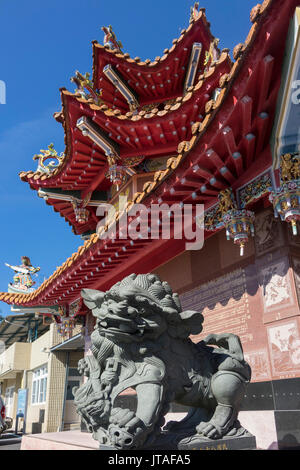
[178,434,256,450]
[99,430,257,451]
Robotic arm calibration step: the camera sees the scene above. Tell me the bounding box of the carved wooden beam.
[183,42,203,93]
[103,64,139,111]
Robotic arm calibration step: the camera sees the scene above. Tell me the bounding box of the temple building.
[1,0,300,450]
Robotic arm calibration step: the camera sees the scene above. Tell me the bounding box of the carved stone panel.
[180,268,254,345]
[180,254,300,382]
[244,349,271,382]
[267,318,300,378]
[180,265,269,382]
[259,258,293,311]
[256,255,299,326]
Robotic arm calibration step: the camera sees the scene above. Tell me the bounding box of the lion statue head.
[81,273,204,344]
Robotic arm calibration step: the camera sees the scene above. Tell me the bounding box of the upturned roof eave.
[19,52,231,192]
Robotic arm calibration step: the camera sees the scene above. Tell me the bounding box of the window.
[31,365,48,405]
[4,386,14,417]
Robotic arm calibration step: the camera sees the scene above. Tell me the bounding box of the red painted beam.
[257,55,274,114]
[255,112,269,157]
[222,126,238,156]
[243,133,256,167]
[240,96,253,137]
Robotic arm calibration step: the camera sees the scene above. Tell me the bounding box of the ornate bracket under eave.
[37,188,107,206]
[38,188,108,226]
[103,64,139,111]
[77,116,120,158]
[77,116,137,189]
[10,304,63,316]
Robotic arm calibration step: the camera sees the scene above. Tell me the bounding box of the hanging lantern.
[105,163,127,190]
[269,153,300,236]
[269,180,300,235]
[74,206,90,224]
[218,188,255,256]
[222,209,255,256]
[72,200,90,224]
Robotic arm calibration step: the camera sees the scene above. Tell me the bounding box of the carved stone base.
[99,430,257,450]
[178,434,257,450]
[99,444,120,450]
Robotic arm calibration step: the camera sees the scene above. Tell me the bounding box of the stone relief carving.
[267,320,300,375]
[260,260,291,310]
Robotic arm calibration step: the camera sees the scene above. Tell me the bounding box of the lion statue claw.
[73,273,251,449]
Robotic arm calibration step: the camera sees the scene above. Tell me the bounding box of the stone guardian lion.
[73,273,251,449]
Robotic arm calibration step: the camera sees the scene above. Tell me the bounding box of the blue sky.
[0,0,258,316]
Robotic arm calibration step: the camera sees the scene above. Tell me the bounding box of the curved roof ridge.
[92,9,213,79]
[71,50,231,119]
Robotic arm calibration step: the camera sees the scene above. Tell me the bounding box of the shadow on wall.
[180,252,292,314]
[279,433,300,450]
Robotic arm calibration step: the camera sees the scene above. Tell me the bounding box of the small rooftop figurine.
[102,25,123,52]
[190,2,200,23]
[70,71,104,106]
[6,256,40,293]
[204,38,221,71]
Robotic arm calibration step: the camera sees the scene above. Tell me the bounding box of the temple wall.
[154,207,300,449]
[79,209,300,448]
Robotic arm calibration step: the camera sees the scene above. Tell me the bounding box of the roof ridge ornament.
[5,257,40,294]
[33,143,64,175]
[102,25,123,52]
[71,71,104,106]
[204,38,220,73]
[189,3,205,23]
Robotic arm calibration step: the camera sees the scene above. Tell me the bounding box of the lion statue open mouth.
[73,273,252,449]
